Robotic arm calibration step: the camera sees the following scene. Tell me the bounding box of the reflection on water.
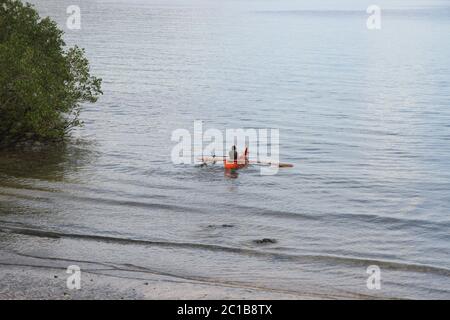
[224,169,239,179]
[0,140,96,182]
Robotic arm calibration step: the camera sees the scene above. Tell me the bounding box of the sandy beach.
[0,249,333,300]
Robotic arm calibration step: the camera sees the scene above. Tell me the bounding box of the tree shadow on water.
[0,139,98,183]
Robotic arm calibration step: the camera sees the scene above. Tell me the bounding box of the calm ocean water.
[1,0,449,298]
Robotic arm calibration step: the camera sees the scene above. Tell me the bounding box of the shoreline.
[0,250,331,300]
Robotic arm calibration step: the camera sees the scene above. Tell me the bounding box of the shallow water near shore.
[1,0,450,299]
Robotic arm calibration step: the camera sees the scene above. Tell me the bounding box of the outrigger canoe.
[199,156,293,169]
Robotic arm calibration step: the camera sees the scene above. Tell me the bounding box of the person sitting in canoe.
[224,146,248,169]
[229,145,238,163]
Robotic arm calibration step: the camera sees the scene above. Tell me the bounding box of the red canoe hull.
[223,160,247,170]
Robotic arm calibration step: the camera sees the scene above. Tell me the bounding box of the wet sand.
[0,250,327,300]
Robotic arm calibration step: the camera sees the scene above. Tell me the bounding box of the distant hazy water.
[1,0,449,298]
